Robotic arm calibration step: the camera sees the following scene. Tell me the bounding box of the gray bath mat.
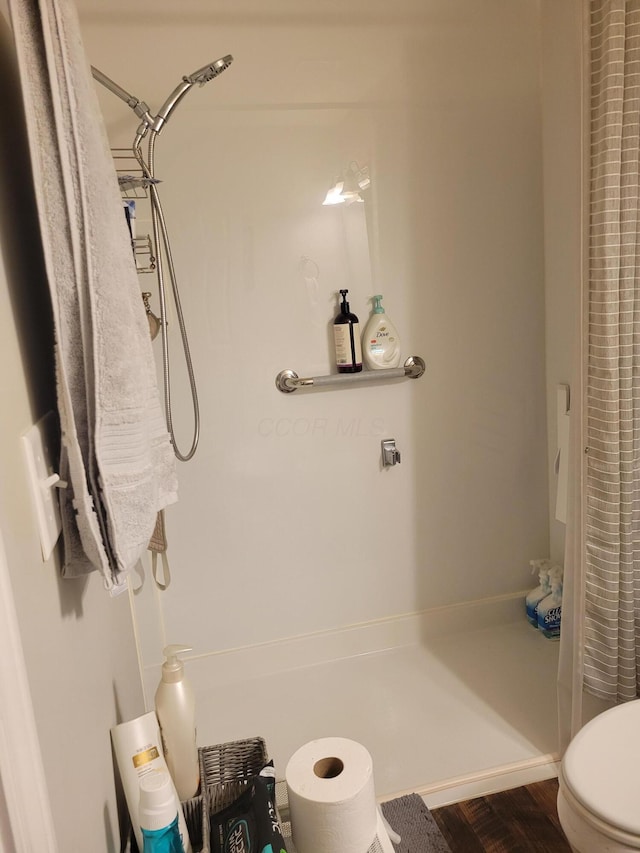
[381,794,452,853]
[278,784,451,853]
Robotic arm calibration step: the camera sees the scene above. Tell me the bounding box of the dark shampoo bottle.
[333,289,363,373]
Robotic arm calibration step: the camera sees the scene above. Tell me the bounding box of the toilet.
[557,699,640,851]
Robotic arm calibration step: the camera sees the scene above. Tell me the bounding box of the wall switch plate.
[21,412,62,561]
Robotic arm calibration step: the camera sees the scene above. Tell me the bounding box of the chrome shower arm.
[91,66,157,132]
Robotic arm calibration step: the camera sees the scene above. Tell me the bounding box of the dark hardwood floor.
[431,778,572,852]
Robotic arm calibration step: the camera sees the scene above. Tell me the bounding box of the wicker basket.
[181,792,204,851]
[198,736,269,853]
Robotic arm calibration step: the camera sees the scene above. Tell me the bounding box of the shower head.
[154,54,234,131]
[185,55,234,86]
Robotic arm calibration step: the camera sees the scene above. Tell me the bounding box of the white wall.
[77,0,549,677]
[0,10,144,851]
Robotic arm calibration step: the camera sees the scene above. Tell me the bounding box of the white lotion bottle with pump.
[362,295,401,369]
[155,644,200,801]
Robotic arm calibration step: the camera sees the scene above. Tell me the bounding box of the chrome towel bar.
[275,356,425,393]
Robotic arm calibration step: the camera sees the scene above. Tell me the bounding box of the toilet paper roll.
[285,737,379,853]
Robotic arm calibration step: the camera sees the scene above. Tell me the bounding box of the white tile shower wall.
[78,0,548,663]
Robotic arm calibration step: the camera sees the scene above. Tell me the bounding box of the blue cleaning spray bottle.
[525,559,552,627]
[537,565,563,640]
[139,769,186,853]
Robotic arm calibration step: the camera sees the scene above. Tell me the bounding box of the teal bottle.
[142,815,185,853]
[139,770,186,853]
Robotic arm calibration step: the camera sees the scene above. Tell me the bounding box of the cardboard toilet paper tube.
[285,737,378,853]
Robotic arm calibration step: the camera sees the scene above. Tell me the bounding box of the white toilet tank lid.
[563,699,640,836]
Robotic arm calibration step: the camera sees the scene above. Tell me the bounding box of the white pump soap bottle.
[154,644,200,801]
[362,294,401,369]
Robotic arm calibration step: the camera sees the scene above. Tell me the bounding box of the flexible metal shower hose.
[135,134,200,462]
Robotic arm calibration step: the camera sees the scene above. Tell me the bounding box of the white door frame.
[0,524,57,851]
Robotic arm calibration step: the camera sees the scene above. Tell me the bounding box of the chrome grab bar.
[275,356,425,393]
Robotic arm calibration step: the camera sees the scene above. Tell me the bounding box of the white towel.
[8,0,177,587]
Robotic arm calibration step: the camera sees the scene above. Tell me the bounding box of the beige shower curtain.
[583,0,640,704]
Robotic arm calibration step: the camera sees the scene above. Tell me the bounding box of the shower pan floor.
[192,614,560,806]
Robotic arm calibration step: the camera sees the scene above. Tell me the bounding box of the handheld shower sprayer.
[92,54,234,461]
[153,55,234,133]
[185,55,234,85]
[91,55,233,137]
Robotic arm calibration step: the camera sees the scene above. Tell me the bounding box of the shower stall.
[78,0,581,805]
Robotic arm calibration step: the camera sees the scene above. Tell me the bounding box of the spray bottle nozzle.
[529,558,551,576]
[371,295,384,314]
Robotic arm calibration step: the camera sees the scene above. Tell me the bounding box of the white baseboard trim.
[401,753,561,809]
